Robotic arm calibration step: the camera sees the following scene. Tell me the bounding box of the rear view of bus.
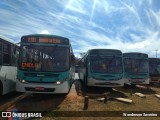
[123,53,150,85]
[16,34,75,94]
[149,58,160,83]
[78,49,124,87]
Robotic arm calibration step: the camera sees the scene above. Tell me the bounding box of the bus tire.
[84,75,87,85]
[0,81,3,96]
[131,84,136,88]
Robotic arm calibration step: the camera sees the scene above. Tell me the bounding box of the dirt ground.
[3,76,160,120]
[39,81,160,120]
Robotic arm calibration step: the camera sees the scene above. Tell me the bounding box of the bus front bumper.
[87,78,124,87]
[125,78,150,85]
[16,80,69,94]
[150,77,160,83]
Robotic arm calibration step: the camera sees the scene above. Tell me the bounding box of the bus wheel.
[83,84,88,93]
[0,81,3,96]
[131,84,136,88]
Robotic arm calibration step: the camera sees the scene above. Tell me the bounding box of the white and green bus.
[149,58,160,83]
[123,52,150,85]
[77,49,124,87]
[0,35,19,95]
[16,34,75,94]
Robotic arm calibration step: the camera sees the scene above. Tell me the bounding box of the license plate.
[132,79,143,82]
[35,87,44,91]
[132,79,140,82]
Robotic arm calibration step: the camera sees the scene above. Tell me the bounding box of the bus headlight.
[22,80,27,83]
[56,78,68,85]
[56,81,61,85]
[19,79,28,84]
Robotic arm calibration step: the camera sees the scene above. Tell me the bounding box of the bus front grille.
[26,81,56,83]
[95,82,121,86]
[24,73,59,77]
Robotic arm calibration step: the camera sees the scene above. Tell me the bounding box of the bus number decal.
[28,37,37,42]
[22,62,38,68]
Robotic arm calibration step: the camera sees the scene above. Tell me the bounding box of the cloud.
[149,9,160,28]
[59,0,89,16]
[40,30,50,34]
[127,41,151,49]
[81,30,113,44]
[0,0,160,58]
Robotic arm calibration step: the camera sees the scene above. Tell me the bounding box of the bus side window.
[3,43,10,65]
[0,42,2,65]
[0,52,2,65]
[11,45,19,66]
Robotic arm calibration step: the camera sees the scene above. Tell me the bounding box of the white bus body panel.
[16,80,69,94]
[0,66,17,95]
[125,78,150,85]
[87,78,124,87]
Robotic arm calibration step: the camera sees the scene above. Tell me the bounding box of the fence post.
[104,93,107,104]
[83,96,89,110]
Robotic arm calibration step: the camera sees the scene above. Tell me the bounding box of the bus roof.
[88,49,122,55]
[21,34,70,45]
[149,58,160,63]
[21,34,69,40]
[88,49,121,52]
[149,58,160,60]
[123,52,148,58]
[0,35,16,45]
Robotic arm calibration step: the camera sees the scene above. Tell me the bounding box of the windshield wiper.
[41,45,58,71]
[106,55,115,72]
[108,55,115,66]
[138,58,147,72]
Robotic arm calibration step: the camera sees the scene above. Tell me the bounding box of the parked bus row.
[0,34,160,95]
[77,49,154,88]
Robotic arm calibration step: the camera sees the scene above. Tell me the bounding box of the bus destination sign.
[21,36,69,45]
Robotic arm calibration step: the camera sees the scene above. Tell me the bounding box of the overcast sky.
[0,0,160,58]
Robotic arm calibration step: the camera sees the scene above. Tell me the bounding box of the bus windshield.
[149,60,160,75]
[124,58,149,73]
[90,56,122,74]
[19,45,69,72]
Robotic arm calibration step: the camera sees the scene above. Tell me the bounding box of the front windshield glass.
[149,60,160,75]
[90,55,122,74]
[19,45,69,72]
[124,58,149,73]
